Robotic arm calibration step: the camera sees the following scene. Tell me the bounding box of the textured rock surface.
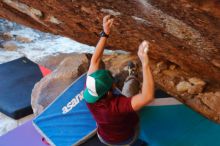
[1,41,17,51]
[31,53,134,115]
[31,53,89,115]
[0,0,219,83]
[31,53,220,123]
[0,1,219,122]
[35,53,85,71]
[105,54,220,124]
[1,32,13,41]
[15,35,32,43]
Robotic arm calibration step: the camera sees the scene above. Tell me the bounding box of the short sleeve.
[110,96,134,114]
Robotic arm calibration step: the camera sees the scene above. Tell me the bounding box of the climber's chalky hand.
[103,15,114,35]
[138,40,150,65]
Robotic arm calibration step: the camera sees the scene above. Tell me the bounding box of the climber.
[83,15,154,146]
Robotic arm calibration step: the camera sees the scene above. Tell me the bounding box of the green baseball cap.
[83,70,113,103]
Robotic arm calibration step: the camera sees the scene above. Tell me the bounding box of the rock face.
[1,32,13,41]
[0,1,219,122]
[31,53,137,115]
[31,53,220,123]
[1,41,17,51]
[105,54,220,123]
[0,0,219,84]
[15,35,32,43]
[31,53,89,115]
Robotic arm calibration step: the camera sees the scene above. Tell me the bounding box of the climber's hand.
[138,40,149,65]
[103,15,114,35]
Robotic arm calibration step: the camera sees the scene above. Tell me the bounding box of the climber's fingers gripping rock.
[103,15,114,35]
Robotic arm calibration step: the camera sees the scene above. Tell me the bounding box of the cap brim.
[83,88,100,103]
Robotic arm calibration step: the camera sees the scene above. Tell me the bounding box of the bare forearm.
[131,40,154,111]
[87,15,113,75]
[141,63,154,103]
[88,37,107,75]
[91,37,107,64]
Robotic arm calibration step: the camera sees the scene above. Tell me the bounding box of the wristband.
[99,31,109,38]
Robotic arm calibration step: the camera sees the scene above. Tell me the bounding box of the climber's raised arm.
[131,41,155,111]
[88,15,113,75]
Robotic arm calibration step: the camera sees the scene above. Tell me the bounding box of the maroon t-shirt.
[86,95,139,144]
